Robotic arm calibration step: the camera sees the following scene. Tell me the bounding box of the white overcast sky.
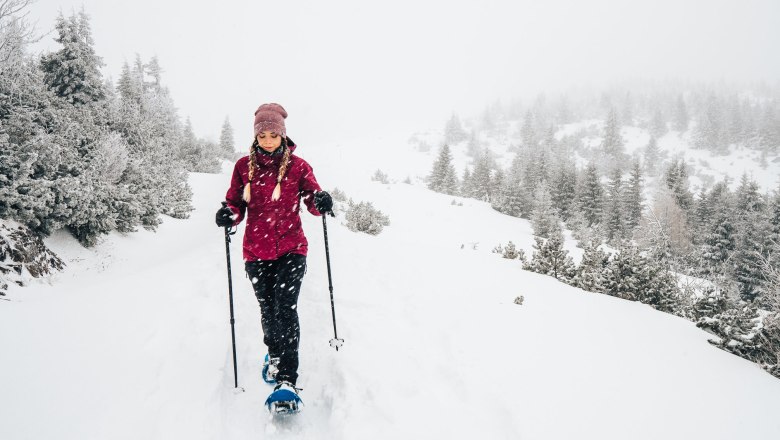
[27,0,780,145]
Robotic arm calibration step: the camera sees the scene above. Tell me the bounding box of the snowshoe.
[265,381,303,415]
[262,354,280,385]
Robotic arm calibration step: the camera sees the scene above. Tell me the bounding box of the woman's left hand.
[314,191,334,216]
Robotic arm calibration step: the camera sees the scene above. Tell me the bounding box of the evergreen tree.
[725,95,744,146]
[145,55,163,89]
[673,94,689,132]
[524,230,576,283]
[520,110,537,149]
[466,130,479,157]
[663,160,694,212]
[577,163,604,227]
[470,148,493,201]
[444,113,468,145]
[503,155,526,217]
[219,116,235,160]
[531,183,560,239]
[695,94,726,154]
[624,160,644,231]
[621,91,634,126]
[490,169,507,212]
[40,11,105,106]
[460,166,473,198]
[770,183,780,237]
[602,107,625,160]
[643,136,661,176]
[573,241,609,293]
[603,244,642,302]
[758,104,780,155]
[549,164,577,222]
[604,167,625,242]
[650,108,668,138]
[732,174,771,302]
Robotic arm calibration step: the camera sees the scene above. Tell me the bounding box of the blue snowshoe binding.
[261,354,279,385]
[265,381,303,415]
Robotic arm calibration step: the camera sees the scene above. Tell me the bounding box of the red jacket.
[224,139,322,261]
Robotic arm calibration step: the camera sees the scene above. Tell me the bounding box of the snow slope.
[2,135,780,439]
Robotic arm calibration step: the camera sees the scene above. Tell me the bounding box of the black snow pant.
[245,253,307,385]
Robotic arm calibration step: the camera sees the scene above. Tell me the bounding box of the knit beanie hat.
[253,103,288,137]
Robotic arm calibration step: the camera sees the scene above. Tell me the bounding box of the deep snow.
[1,135,780,439]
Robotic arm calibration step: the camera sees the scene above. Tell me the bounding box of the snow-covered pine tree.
[0,8,60,234]
[460,166,473,198]
[428,144,459,196]
[604,167,625,242]
[470,148,493,202]
[732,174,771,302]
[466,130,479,157]
[179,117,220,173]
[530,183,560,239]
[490,169,507,213]
[770,183,780,237]
[40,11,105,106]
[724,95,744,147]
[643,136,661,177]
[144,55,163,89]
[621,91,634,126]
[602,243,642,301]
[650,108,668,139]
[577,163,604,227]
[695,94,727,154]
[602,107,625,162]
[219,117,236,160]
[524,229,575,283]
[673,94,689,132]
[520,110,537,149]
[758,104,780,156]
[444,113,468,145]
[573,241,609,293]
[624,160,644,231]
[549,163,577,222]
[663,160,694,212]
[502,155,525,217]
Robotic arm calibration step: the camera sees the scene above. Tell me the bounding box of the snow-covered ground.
[2,134,780,439]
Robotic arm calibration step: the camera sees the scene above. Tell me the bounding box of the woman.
[215,103,333,399]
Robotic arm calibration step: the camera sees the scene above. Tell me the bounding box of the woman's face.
[257,131,282,153]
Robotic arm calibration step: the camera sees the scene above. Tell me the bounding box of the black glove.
[313,191,334,216]
[215,204,235,227]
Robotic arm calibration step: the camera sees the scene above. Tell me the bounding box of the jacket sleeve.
[298,160,323,216]
[225,160,247,225]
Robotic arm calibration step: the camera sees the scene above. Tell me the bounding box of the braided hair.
[243,136,291,203]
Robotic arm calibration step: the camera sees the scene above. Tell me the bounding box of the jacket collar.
[254,136,297,168]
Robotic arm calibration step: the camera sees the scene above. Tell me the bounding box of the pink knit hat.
[253,103,288,137]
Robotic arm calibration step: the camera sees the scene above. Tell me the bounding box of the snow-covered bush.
[344,201,390,235]
[492,241,525,261]
[371,169,389,184]
[329,187,348,202]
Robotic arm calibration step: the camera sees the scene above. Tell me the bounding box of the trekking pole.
[322,215,345,351]
[221,202,244,392]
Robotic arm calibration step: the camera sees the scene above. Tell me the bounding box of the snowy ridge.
[1,138,780,439]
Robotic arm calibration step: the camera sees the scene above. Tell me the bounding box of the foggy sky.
[27,0,780,146]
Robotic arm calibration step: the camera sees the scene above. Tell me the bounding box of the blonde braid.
[243,139,259,202]
[271,143,292,201]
